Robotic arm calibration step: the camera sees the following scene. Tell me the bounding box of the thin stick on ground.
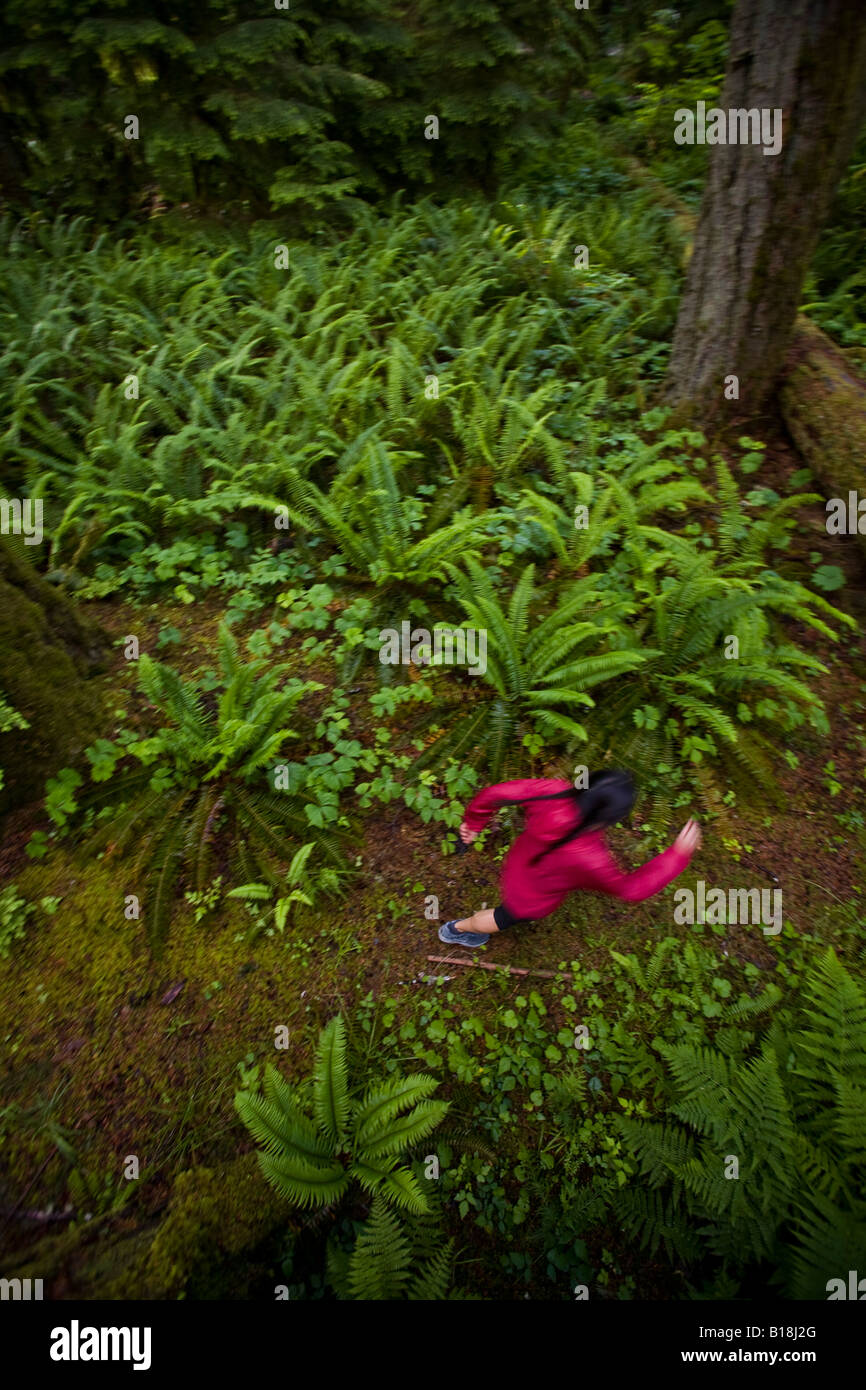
[426,954,566,979]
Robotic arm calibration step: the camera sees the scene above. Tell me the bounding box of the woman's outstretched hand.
[674,818,702,855]
[459,821,479,844]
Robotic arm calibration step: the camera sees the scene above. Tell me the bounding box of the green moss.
[0,847,334,1204]
[0,1217,157,1297]
[0,537,110,815]
[137,1154,288,1298]
[780,318,866,557]
[0,1155,286,1299]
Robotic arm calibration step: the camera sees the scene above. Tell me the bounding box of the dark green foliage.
[613,950,866,1298]
[325,1194,455,1300]
[2,0,864,1306]
[0,0,387,221]
[357,1,598,189]
[0,0,596,223]
[0,688,28,796]
[804,129,866,347]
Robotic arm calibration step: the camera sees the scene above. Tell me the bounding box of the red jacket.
[463,777,693,920]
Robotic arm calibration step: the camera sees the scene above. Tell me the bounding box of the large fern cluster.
[415,558,647,778]
[409,460,848,793]
[0,198,847,804]
[0,195,673,570]
[277,434,488,619]
[72,624,340,954]
[237,1015,456,1299]
[612,950,866,1298]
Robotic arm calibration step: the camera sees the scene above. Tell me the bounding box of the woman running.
[439,770,701,947]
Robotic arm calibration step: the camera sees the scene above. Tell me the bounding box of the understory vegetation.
[1,1,865,1303]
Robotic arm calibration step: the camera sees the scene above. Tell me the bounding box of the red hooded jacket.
[463,777,693,920]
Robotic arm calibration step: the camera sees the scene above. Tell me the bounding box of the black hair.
[500,770,636,866]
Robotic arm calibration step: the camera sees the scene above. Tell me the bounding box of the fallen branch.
[426,954,564,979]
[0,1204,72,1225]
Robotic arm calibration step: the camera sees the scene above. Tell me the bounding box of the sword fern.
[236,1015,448,1217]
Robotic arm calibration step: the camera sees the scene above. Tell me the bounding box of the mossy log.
[778,316,866,557]
[0,537,110,816]
[137,1155,289,1299]
[0,1154,289,1299]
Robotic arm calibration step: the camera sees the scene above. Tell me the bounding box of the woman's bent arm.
[462,778,570,834]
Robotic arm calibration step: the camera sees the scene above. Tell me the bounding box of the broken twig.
[426,954,564,979]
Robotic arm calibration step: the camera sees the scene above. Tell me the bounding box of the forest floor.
[1,423,864,1299]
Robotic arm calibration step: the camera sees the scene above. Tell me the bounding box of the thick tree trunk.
[627,155,866,544]
[0,539,110,817]
[666,0,866,418]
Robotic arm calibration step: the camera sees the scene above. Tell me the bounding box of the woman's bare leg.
[453,908,499,934]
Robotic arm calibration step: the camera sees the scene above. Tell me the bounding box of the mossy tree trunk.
[665,0,866,418]
[0,538,110,816]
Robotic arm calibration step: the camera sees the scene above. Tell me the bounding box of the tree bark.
[666,0,866,418]
[626,155,866,544]
[0,538,110,817]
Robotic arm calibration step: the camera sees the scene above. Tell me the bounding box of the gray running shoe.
[438,921,488,948]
